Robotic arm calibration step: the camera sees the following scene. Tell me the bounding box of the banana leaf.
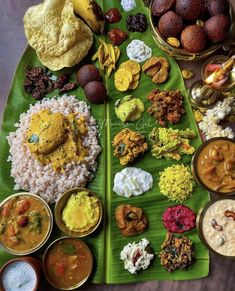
[0,0,209,285]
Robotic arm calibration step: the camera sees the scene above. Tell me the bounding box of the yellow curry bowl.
[149,0,235,61]
[191,137,235,196]
[42,236,93,290]
[54,187,103,237]
[0,192,53,256]
[196,198,235,259]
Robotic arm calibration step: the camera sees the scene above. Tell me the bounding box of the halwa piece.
[112,128,148,165]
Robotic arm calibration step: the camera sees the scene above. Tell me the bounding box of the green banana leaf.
[0,0,209,285]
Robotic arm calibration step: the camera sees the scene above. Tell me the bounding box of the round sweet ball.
[176,0,205,21]
[158,11,184,38]
[204,14,230,43]
[77,64,101,88]
[84,81,107,104]
[208,0,229,16]
[181,25,207,53]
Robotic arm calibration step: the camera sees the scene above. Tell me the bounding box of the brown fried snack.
[143,57,169,84]
[159,232,195,272]
[112,128,148,165]
[115,204,148,237]
[147,89,185,127]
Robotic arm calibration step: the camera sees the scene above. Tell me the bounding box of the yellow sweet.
[114,75,131,92]
[120,60,141,75]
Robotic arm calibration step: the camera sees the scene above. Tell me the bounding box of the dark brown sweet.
[158,11,184,38]
[152,0,176,16]
[208,0,229,16]
[181,25,207,53]
[84,81,107,104]
[175,0,205,21]
[204,14,230,43]
[115,204,148,237]
[76,64,101,88]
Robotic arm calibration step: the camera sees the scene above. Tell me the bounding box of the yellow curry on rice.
[26,109,88,172]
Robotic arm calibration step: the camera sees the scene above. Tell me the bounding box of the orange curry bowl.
[42,236,93,290]
[192,137,235,196]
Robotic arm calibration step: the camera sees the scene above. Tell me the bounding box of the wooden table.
[0,1,234,291]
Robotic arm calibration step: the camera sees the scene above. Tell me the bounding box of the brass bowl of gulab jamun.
[149,0,235,61]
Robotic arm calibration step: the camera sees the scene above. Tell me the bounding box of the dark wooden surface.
[0,1,235,291]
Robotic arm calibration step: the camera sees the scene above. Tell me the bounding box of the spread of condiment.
[113,167,153,197]
[120,238,154,274]
[126,40,152,63]
[115,95,144,123]
[200,199,235,257]
[195,138,235,193]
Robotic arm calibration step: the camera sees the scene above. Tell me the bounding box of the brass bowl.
[42,236,93,290]
[196,198,235,259]
[191,137,235,196]
[0,257,42,291]
[0,192,53,256]
[54,187,102,237]
[149,0,235,61]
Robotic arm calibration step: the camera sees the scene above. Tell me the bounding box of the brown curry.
[0,195,50,252]
[197,139,235,193]
[44,238,93,289]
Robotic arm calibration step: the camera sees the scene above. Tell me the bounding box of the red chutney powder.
[162,205,196,233]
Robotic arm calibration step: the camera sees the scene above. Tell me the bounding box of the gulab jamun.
[77,64,101,88]
[158,11,184,38]
[204,14,230,43]
[208,0,229,16]
[84,81,107,104]
[181,25,207,53]
[152,0,176,16]
[175,0,205,21]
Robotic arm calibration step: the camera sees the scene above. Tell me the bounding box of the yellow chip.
[132,73,140,82]
[115,69,133,82]
[114,75,130,92]
[120,60,141,75]
[128,79,139,90]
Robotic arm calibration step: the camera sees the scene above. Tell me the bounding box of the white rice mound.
[7,95,101,204]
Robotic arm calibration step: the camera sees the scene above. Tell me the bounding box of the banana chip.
[114,75,131,92]
[92,39,120,77]
[23,0,93,71]
[114,60,141,92]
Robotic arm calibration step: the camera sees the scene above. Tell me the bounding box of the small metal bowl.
[0,192,53,256]
[54,187,102,237]
[196,198,235,258]
[191,137,235,196]
[149,0,235,61]
[0,257,42,291]
[42,236,93,290]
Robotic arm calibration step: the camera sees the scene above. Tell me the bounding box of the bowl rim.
[149,0,235,61]
[196,197,235,259]
[191,137,235,196]
[0,192,53,256]
[42,236,93,290]
[54,187,103,237]
[0,256,41,291]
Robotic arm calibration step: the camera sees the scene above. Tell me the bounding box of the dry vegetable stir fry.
[159,232,195,272]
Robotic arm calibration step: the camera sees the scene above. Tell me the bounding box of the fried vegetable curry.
[45,238,92,289]
[197,139,235,192]
[0,195,50,252]
[112,128,148,165]
[27,109,88,172]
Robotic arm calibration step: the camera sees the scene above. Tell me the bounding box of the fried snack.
[114,60,141,91]
[143,57,169,84]
[112,128,148,165]
[23,0,93,71]
[92,39,120,77]
[115,204,148,237]
[147,88,185,127]
[159,232,195,272]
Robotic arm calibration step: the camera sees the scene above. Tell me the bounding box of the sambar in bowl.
[0,192,53,255]
[192,137,235,195]
[43,236,93,290]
